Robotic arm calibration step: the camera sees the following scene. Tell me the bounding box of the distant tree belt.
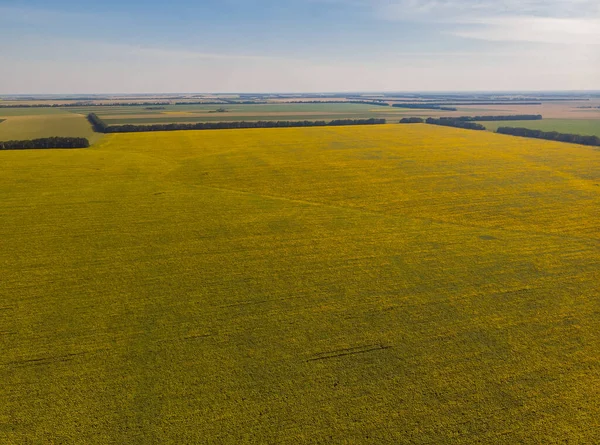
[0,137,90,150]
[88,113,109,132]
[176,100,270,105]
[222,100,269,104]
[286,101,389,106]
[87,114,386,133]
[440,115,543,122]
[425,118,486,130]
[392,104,458,111]
[496,127,600,146]
[392,102,542,107]
[399,117,424,123]
[180,100,389,106]
[0,102,171,108]
[0,100,390,108]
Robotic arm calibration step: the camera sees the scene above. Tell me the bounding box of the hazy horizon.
[2,0,599,94]
[2,90,600,97]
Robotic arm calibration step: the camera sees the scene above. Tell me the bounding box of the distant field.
[0,107,71,116]
[482,119,600,137]
[69,103,383,115]
[2,125,600,443]
[11,102,598,129]
[0,113,100,142]
[101,113,394,125]
[69,103,441,125]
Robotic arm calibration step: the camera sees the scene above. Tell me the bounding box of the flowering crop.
[1,124,599,443]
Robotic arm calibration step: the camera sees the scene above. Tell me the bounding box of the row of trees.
[439,115,542,122]
[174,100,389,106]
[1,100,391,109]
[404,101,541,106]
[88,114,386,133]
[287,100,389,106]
[399,115,541,125]
[392,104,457,111]
[0,137,89,150]
[425,118,486,130]
[174,101,268,105]
[393,102,542,107]
[496,127,600,146]
[88,113,108,132]
[0,102,171,108]
[399,117,424,123]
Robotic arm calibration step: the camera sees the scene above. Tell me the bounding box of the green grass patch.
[0,114,101,143]
[482,118,600,137]
[0,107,71,117]
[2,125,599,443]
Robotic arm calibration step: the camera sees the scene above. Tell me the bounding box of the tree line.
[174,101,268,105]
[392,104,457,111]
[496,127,600,146]
[439,115,542,122]
[399,115,542,124]
[88,113,386,133]
[0,102,171,108]
[287,101,389,106]
[393,102,542,107]
[88,113,109,132]
[399,117,424,123]
[425,118,486,130]
[0,137,90,150]
[445,102,542,105]
[1,100,392,109]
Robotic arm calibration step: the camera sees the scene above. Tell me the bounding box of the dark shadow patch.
[2,349,106,368]
[307,344,391,362]
[184,333,213,340]
[480,235,498,241]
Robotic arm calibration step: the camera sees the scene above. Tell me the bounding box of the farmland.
[1,124,599,443]
[0,103,422,140]
[68,103,429,125]
[74,101,600,126]
[482,118,600,138]
[0,109,100,142]
[3,94,600,139]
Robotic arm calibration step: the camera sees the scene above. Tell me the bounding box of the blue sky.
[1,0,599,93]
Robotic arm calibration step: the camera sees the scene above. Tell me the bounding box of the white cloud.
[1,1,599,93]
[451,17,600,45]
[361,0,600,44]
[370,0,600,21]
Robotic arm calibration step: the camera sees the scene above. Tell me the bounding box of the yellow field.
[1,124,599,443]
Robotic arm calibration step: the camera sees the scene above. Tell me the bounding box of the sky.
[1,0,599,93]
